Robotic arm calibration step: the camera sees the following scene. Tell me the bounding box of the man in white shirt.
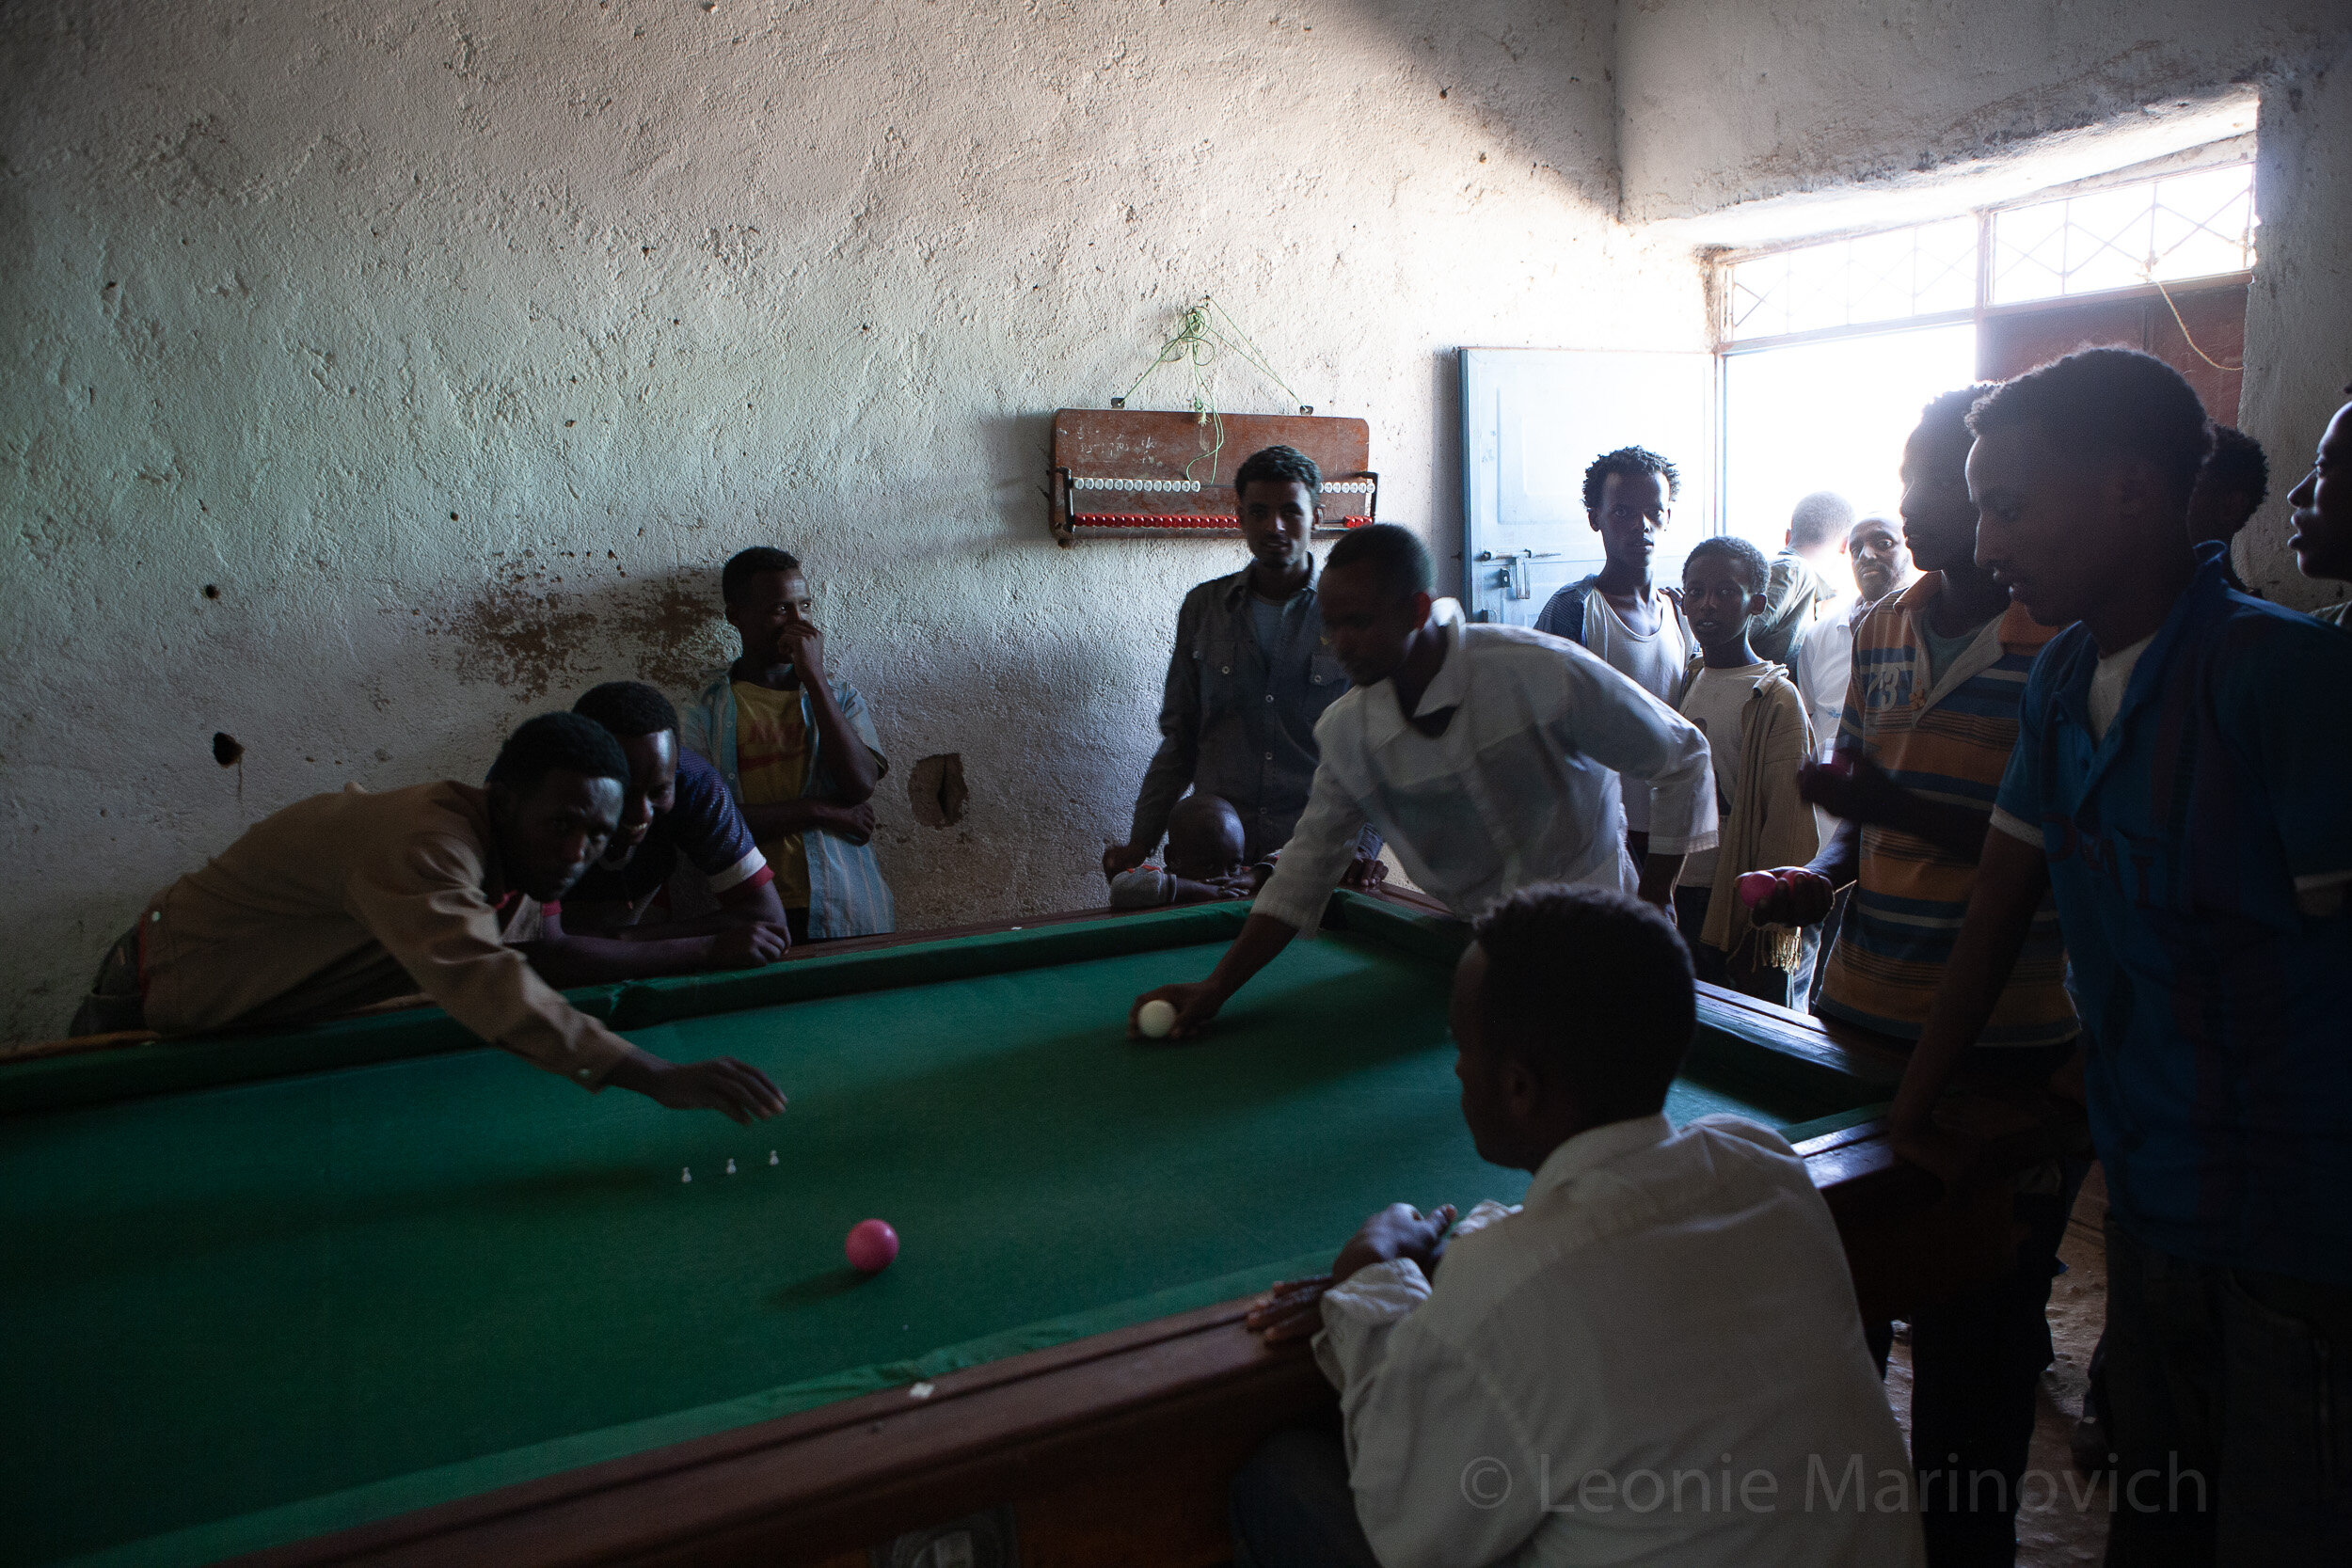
[1790,515,1915,761]
[1229,884,1923,1568]
[1129,525,1716,1039]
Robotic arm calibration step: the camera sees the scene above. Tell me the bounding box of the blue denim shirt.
[1128,560,1374,863]
[681,667,896,941]
[1995,545,2352,1282]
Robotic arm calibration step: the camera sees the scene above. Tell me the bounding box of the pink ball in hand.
[1736,870,1779,910]
[845,1219,900,1274]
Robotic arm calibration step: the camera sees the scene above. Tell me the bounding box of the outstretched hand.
[609,1051,788,1124]
[1797,750,1900,827]
[1749,866,1837,927]
[1103,840,1149,879]
[1128,981,1225,1041]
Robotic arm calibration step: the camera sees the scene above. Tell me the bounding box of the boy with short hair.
[1534,446,1695,858]
[505,681,793,986]
[1904,348,2352,1560]
[684,548,895,943]
[1108,792,1255,909]
[1230,884,1921,1568]
[1672,535,1817,1003]
[2286,383,2352,626]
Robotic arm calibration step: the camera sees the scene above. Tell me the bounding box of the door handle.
[1475,548,1562,601]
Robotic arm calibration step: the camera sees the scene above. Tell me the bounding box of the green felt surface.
[0,903,1883,1567]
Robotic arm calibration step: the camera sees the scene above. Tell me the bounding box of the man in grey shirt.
[1105,445,1381,884]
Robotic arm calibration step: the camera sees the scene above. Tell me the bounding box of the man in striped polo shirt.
[1759,385,2080,1568]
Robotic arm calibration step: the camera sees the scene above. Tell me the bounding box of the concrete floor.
[1883,1164,2114,1567]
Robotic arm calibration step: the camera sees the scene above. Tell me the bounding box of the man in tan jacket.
[1671,535,1819,1004]
[72,712,787,1123]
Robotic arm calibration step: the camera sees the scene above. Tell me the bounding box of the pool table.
[2,892,1996,1568]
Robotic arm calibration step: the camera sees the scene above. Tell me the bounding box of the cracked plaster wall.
[2,0,1695,1040]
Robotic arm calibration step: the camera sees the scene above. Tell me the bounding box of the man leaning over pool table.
[1229,885,1922,1568]
[69,712,787,1124]
[1129,522,1716,1039]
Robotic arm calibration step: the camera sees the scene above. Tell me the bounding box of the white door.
[1459,349,1715,627]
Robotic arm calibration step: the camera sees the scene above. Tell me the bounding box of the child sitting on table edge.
[1108,792,1256,909]
[1672,535,1819,1004]
[683,546,896,943]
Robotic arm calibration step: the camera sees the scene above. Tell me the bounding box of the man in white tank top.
[1533,447,1695,859]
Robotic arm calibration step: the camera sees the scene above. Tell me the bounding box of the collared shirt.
[1816,578,2077,1048]
[1253,602,1716,934]
[1792,593,1874,762]
[1314,1115,1923,1568]
[564,748,771,919]
[1129,558,1361,862]
[683,668,897,941]
[135,782,634,1086]
[1991,545,2352,1283]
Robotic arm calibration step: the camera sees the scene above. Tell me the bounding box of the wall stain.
[409,557,729,703]
[421,556,599,702]
[611,577,731,692]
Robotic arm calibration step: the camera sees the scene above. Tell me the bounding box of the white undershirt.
[1587,592,1689,832]
[1990,632,2156,847]
[2087,633,2154,743]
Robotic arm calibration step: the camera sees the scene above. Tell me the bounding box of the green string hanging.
[1118,297,1310,484]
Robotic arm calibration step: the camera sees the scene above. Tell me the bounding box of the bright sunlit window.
[1720,324,1979,557]
[1725,217,1978,341]
[1722,159,2253,343]
[1715,154,2252,562]
[1990,163,2256,304]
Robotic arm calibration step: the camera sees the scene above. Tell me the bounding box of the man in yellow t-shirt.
[732,682,818,912]
[683,548,896,942]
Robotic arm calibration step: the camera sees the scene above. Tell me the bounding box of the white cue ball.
[1137,999,1179,1039]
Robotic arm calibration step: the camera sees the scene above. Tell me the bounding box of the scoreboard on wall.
[1048,408,1376,545]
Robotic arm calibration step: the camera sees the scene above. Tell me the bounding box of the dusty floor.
[1883,1164,2113,1567]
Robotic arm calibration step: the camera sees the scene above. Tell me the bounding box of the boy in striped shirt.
[1757,386,2079,1567]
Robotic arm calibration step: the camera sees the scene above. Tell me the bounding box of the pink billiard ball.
[1736,869,1778,911]
[846,1219,899,1274]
